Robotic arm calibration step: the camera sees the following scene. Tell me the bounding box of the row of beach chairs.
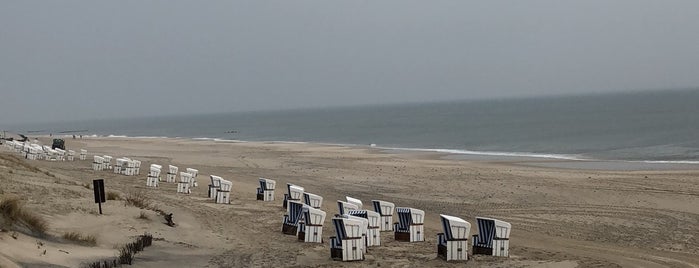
[272,182,511,262]
[3,141,82,162]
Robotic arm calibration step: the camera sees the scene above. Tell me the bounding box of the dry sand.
[0,137,698,267]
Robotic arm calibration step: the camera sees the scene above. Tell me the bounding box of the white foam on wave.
[376,146,585,161]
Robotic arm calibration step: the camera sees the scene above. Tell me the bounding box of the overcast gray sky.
[2,0,698,124]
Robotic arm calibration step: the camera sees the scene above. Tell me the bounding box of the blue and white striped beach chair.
[394,207,425,242]
[472,217,511,257]
[282,201,305,235]
[282,183,304,209]
[337,200,359,215]
[437,214,471,261]
[372,200,395,231]
[303,192,323,209]
[330,217,364,261]
[348,210,382,246]
[297,206,326,243]
[256,178,276,201]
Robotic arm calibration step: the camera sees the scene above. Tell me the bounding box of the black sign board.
[93,179,105,214]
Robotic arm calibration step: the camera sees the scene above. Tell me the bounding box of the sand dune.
[1,137,698,267]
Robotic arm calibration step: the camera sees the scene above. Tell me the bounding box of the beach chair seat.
[67,150,75,161]
[79,149,87,160]
[472,217,511,257]
[54,149,66,161]
[282,201,305,235]
[147,165,161,187]
[114,158,125,174]
[186,168,198,187]
[177,172,192,194]
[330,217,364,262]
[303,192,323,209]
[394,207,425,242]
[167,165,178,183]
[437,214,471,261]
[283,184,304,209]
[372,200,395,231]
[216,179,232,204]
[346,196,363,209]
[256,178,276,201]
[337,200,359,215]
[209,175,222,199]
[348,210,381,247]
[297,206,326,243]
[133,160,141,175]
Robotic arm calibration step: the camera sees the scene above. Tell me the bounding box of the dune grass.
[106,191,121,200]
[63,231,97,246]
[124,190,155,210]
[0,197,48,236]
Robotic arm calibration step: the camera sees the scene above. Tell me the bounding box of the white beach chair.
[100,155,112,170]
[186,168,198,187]
[92,156,104,171]
[256,178,276,201]
[348,210,381,247]
[303,192,323,209]
[282,201,305,235]
[114,158,126,174]
[283,184,304,209]
[125,159,136,176]
[147,165,161,187]
[209,175,222,199]
[67,150,75,161]
[346,196,363,209]
[217,179,232,204]
[297,206,326,243]
[330,217,365,262]
[337,200,359,215]
[177,171,192,194]
[472,217,511,257]
[54,149,65,161]
[394,207,425,242]
[133,160,142,175]
[372,200,395,231]
[79,149,87,160]
[167,165,178,183]
[438,214,471,261]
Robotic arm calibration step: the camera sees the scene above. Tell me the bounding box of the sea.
[4,89,699,164]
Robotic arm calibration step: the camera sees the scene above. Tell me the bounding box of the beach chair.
[80,149,87,160]
[372,200,395,231]
[147,165,161,187]
[167,165,178,183]
[297,206,326,243]
[122,158,134,176]
[54,149,65,161]
[303,192,323,209]
[346,196,363,209]
[337,200,359,215]
[394,207,425,242]
[283,184,304,209]
[256,178,276,201]
[92,156,104,171]
[209,175,222,199]
[102,155,112,170]
[217,179,232,204]
[177,171,192,194]
[282,201,305,235]
[67,150,75,161]
[437,214,471,261]
[114,158,125,174]
[330,217,364,262]
[472,217,511,257]
[186,168,198,187]
[348,210,381,247]
[134,160,141,175]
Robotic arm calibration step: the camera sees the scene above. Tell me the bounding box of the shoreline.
[33,134,699,171]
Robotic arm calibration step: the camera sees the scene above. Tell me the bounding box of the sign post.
[93,179,105,214]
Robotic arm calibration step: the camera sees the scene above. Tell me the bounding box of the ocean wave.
[374,146,585,160]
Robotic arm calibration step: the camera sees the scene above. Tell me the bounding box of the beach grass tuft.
[0,197,48,236]
[63,231,97,246]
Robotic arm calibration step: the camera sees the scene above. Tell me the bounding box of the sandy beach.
[1,137,698,267]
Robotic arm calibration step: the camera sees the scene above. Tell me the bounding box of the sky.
[1,0,699,124]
